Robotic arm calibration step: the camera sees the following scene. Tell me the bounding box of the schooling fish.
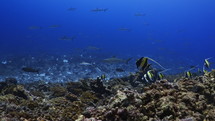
[100,74,106,80]
[158,73,164,80]
[136,57,166,71]
[143,70,156,82]
[136,57,150,71]
[22,67,39,73]
[202,57,212,74]
[156,68,171,80]
[185,71,192,78]
[204,57,212,69]
[147,70,154,81]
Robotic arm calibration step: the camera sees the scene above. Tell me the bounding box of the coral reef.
[0,70,214,121]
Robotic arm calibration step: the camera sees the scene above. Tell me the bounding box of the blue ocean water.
[0,0,215,81]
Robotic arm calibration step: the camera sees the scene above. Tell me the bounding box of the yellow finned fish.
[136,57,149,70]
[158,73,164,80]
[204,57,212,69]
[185,71,192,78]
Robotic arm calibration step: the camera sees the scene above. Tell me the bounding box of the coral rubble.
[0,71,214,121]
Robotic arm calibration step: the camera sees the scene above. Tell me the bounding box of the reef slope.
[0,70,215,121]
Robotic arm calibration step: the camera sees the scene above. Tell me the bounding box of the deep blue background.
[0,0,215,66]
